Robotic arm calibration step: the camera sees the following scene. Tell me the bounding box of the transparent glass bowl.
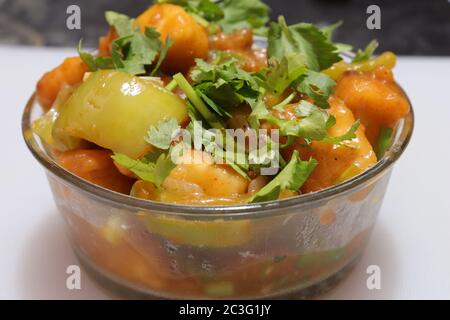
[22,93,413,299]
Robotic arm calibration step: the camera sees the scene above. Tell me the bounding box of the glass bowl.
[22,90,413,299]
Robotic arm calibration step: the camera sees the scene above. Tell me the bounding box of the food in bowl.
[25,0,413,298]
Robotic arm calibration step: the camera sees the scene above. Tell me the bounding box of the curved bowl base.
[74,245,361,300]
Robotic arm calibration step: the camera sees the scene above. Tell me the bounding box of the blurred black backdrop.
[0,0,449,55]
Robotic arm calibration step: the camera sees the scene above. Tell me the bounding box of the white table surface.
[1,45,449,300]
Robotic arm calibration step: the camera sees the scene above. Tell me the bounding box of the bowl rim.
[22,86,414,218]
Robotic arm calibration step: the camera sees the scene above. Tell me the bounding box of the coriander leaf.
[190,58,261,113]
[228,162,250,180]
[272,92,296,112]
[268,16,341,71]
[197,0,224,21]
[247,135,283,175]
[185,121,250,179]
[375,127,393,159]
[191,59,259,92]
[321,20,353,53]
[173,73,224,129]
[248,98,269,129]
[321,20,343,41]
[153,153,177,188]
[248,150,317,203]
[197,89,232,117]
[218,0,270,34]
[77,40,97,71]
[105,11,135,37]
[295,70,336,108]
[322,120,360,145]
[151,36,174,76]
[111,152,175,190]
[295,100,330,140]
[335,43,353,54]
[187,101,205,123]
[353,40,378,63]
[326,115,336,129]
[106,11,162,75]
[78,40,113,71]
[260,101,359,145]
[111,153,156,183]
[111,28,161,74]
[250,185,280,203]
[94,56,113,69]
[157,0,224,22]
[210,50,243,65]
[263,53,307,96]
[262,114,300,137]
[145,118,181,150]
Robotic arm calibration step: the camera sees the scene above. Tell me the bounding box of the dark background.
[0,0,449,55]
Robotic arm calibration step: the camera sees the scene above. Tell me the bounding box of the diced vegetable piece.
[204,281,234,297]
[130,180,161,200]
[375,127,393,159]
[286,96,377,192]
[36,57,88,111]
[334,66,410,145]
[100,213,127,245]
[323,51,397,80]
[334,164,362,185]
[32,85,86,150]
[57,149,135,194]
[32,108,60,147]
[297,248,345,269]
[53,70,188,158]
[137,212,252,248]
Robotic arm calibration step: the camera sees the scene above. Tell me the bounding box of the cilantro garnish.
[190,58,261,110]
[173,73,225,129]
[375,127,393,159]
[261,17,339,108]
[78,40,113,71]
[248,150,317,203]
[256,100,359,146]
[321,20,343,41]
[78,11,169,75]
[184,121,251,179]
[272,92,296,112]
[105,11,134,36]
[353,40,379,63]
[173,58,262,129]
[110,26,161,75]
[263,54,307,96]
[268,16,341,72]
[295,70,336,108]
[156,0,224,24]
[218,0,270,35]
[111,152,175,190]
[321,20,353,54]
[145,118,181,150]
[150,36,174,76]
[248,98,270,129]
[156,0,269,35]
[322,120,360,145]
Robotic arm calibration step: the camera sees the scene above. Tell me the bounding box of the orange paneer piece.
[57,149,135,194]
[36,57,87,110]
[335,66,410,145]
